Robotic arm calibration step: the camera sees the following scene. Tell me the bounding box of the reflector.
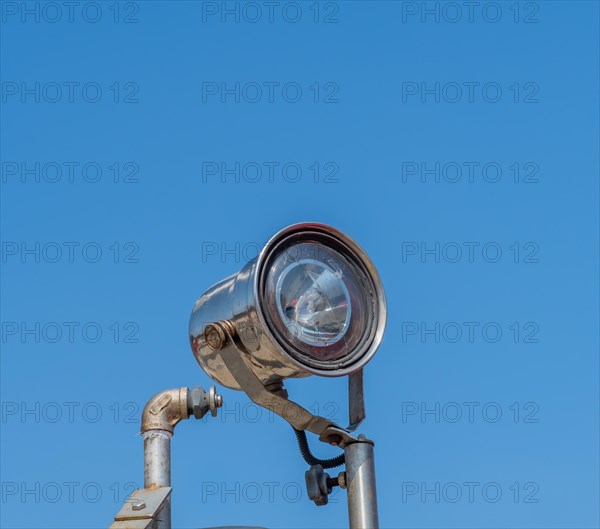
[274,257,352,347]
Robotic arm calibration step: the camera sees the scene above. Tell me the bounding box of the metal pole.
[143,430,172,529]
[344,437,379,529]
[144,430,172,487]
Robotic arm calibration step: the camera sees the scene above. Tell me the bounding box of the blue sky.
[1,1,599,528]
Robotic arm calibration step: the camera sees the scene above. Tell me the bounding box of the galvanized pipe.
[344,438,379,529]
[144,430,172,488]
[143,430,172,529]
[140,387,190,529]
[141,387,190,487]
[109,386,221,529]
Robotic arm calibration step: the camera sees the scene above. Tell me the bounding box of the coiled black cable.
[292,427,345,469]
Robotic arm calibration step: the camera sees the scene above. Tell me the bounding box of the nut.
[189,387,206,419]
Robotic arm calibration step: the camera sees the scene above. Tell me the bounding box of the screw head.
[132,501,146,511]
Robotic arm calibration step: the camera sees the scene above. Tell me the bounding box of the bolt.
[329,434,342,447]
[132,501,146,511]
[204,324,225,350]
[209,385,223,417]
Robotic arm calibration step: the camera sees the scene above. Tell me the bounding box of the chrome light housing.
[189,223,386,391]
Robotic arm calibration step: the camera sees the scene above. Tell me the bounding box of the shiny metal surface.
[345,439,379,529]
[189,223,387,390]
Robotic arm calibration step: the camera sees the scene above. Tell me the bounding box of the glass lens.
[262,241,372,363]
[275,259,351,347]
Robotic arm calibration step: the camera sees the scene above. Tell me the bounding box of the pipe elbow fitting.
[141,387,190,434]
